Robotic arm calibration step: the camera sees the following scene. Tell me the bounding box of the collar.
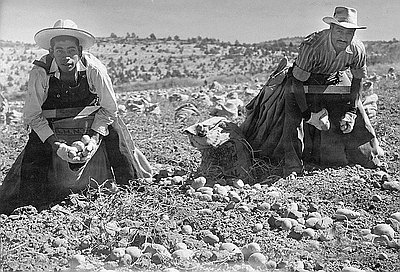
[49,56,87,80]
[328,31,354,55]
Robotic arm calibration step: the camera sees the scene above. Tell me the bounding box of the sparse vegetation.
[0,36,399,272]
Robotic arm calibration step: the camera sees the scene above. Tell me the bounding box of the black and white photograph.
[0,0,400,271]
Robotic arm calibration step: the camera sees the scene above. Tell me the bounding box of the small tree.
[110,33,117,38]
[149,33,157,40]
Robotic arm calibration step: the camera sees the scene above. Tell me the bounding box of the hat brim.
[34,27,95,50]
[322,17,366,29]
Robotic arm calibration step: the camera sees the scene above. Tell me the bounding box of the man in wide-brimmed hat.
[241,6,383,177]
[0,19,152,214]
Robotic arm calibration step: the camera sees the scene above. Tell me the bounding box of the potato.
[71,141,85,151]
[81,135,91,145]
[67,146,78,159]
[82,149,89,157]
[85,142,96,152]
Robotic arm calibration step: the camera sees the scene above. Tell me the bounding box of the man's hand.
[340,112,357,133]
[45,134,63,153]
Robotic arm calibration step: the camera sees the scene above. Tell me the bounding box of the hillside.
[1,36,399,101]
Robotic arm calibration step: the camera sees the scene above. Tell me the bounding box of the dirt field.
[0,77,399,272]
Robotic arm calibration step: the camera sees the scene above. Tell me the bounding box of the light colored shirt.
[23,52,118,142]
[293,29,367,82]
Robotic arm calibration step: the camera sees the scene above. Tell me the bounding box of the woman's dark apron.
[0,55,152,214]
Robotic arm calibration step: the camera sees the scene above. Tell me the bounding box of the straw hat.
[34,19,95,50]
[323,6,366,29]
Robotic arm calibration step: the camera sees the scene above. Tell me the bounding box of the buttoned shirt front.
[23,52,118,142]
[293,29,367,82]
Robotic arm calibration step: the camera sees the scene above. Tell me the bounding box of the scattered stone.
[373,234,390,246]
[119,254,132,266]
[305,217,319,228]
[220,242,241,254]
[171,175,184,184]
[377,252,388,260]
[288,210,303,220]
[319,230,335,241]
[302,228,316,239]
[372,194,382,202]
[213,184,228,196]
[69,254,86,269]
[237,204,251,213]
[315,217,334,230]
[391,212,400,222]
[125,246,142,261]
[293,260,305,270]
[382,181,400,191]
[143,243,171,258]
[308,212,322,219]
[241,242,261,260]
[182,225,193,234]
[271,202,283,210]
[308,203,319,213]
[276,218,293,231]
[267,191,281,198]
[257,202,271,211]
[252,223,263,233]
[52,238,67,248]
[359,229,371,236]
[247,252,266,269]
[277,260,288,269]
[110,248,126,261]
[197,187,213,195]
[228,191,241,203]
[335,208,360,220]
[372,224,395,239]
[175,242,187,250]
[266,260,277,269]
[199,193,213,202]
[203,233,219,245]
[386,218,400,232]
[198,208,213,215]
[288,225,304,240]
[225,201,236,211]
[192,177,207,189]
[172,249,194,260]
[232,179,244,188]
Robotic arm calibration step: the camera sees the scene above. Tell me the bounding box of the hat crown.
[34,19,95,50]
[53,19,78,29]
[333,6,358,25]
[322,6,366,29]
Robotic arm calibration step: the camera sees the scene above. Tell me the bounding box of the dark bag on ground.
[184,117,254,183]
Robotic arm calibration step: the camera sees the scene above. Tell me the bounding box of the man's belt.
[304,85,351,94]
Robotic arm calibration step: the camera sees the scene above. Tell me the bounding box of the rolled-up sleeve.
[23,67,53,142]
[87,60,117,136]
[293,43,315,82]
[350,42,367,79]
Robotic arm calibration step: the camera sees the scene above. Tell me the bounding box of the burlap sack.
[184,117,254,183]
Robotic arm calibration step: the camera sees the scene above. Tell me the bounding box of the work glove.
[340,112,357,134]
[306,108,330,131]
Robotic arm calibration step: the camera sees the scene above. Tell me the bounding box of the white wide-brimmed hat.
[34,19,95,50]
[323,6,366,29]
